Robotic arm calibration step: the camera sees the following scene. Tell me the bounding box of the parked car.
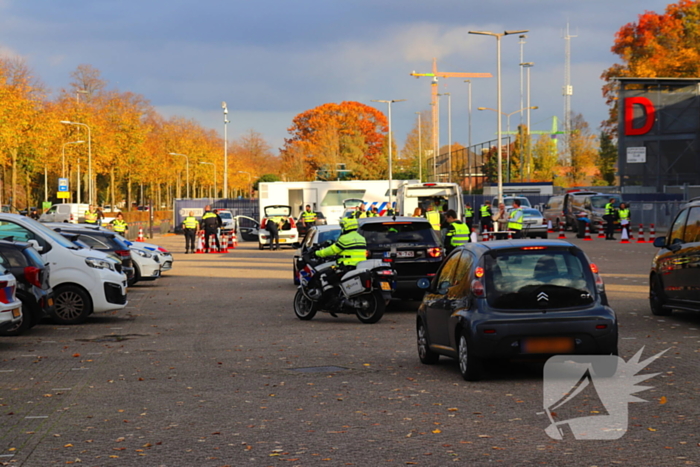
[0,214,128,325]
[0,240,53,336]
[217,210,235,234]
[543,191,603,232]
[518,207,548,239]
[582,194,623,230]
[415,239,616,381]
[358,216,443,300]
[293,224,342,285]
[491,196,532,209]
[650,199,700,316]
[39,203,90,224]
[0,264,22,333]
[259,205,299,249]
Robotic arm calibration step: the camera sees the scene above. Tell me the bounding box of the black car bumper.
[104,282,127,305]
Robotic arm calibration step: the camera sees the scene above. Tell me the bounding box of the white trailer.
[395,182,465,220]
[258,180,418,224]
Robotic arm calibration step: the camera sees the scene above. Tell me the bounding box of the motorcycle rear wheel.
[294,289,318,320]
[355,291,385,324]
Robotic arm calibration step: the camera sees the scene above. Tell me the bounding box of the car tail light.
[261,218,267,229]
[376,269,393,276]
[382,258,393,263]
[595,324,608,329]
[427,247,442,258]
[483,329,496,334]
[590,263,599,274]
[0,281,15,304]
[475,267,484,278]
[289,217,296,229]
[364,279,371,289]
[24,266,42,287]
[590,263,605,292]
[521,246,547,250]
[116,249,131,258]
[472,279,484,297]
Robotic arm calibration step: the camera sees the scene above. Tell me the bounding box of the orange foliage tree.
[601,0,700,132]
[281,101,388,180]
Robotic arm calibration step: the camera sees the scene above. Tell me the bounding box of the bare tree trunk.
[110,168,115,211]
[25,172,31,209]
[127,174,132,211]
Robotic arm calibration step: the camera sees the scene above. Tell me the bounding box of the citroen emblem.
[537,292,549,302]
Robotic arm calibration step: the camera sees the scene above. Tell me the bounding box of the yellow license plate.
[522,337,574,354]
[380,281,391,291]
[11,308,21,318]
[47,298,54,306]
[279,239,287,243]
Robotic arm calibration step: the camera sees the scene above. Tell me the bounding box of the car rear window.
[360,221,437,245]
[484,248,595,310]
[0,248,26,268]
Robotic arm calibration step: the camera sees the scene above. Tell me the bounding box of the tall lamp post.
[468,29,528,204]
[169,153,190,198]
[438,93,452,182]
[478,106,538,182]
[200,162,217,199]
[415,111,422,182]
[62,140,84,203]
[520,62,535,182]
[237,171,252,198]
[222,102,229,199]
[371,99,406,212]
[60,121,92,204]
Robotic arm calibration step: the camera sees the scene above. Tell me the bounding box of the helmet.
[340,217,359,232]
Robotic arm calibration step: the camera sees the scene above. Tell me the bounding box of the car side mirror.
[27,239,43,252]
[653,237,666,248]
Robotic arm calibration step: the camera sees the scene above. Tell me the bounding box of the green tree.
[532,135,558,181]
[595,131,617,186]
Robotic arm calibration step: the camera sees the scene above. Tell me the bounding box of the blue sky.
[0,0,665,153]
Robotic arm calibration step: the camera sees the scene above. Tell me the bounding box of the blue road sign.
[58,178,69,192]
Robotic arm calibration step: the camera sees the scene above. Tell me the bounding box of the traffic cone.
[558,222,566,239]
[208,234,219,253]
[136,227,145,242]
[547,220,554,233]
[507,230,513,240]
[220,234,229,253]
[649,224,656,244]
[228,232,236,250]
[583,223,592,241]
[195,233,204,253]
[597,222,605,239]
[482,228,489,242]
[636,224,646,243]
[620,227,630,244]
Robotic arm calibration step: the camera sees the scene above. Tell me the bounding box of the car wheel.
[293,289,317,320]
[52,285,92,325]
[0,295,34,336]
[650,274,671,316]
[417,320,440,364]
[355,291,385,324]
[128,263,141,287]
[458,330,482,381]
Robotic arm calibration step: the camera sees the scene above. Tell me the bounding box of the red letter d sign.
[624,97,655,136]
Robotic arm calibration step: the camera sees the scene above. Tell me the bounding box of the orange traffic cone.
[195,233,204,253]
[558,222,566,239]
[482,228,489,242]
[208,234,219,253]
[583,223,592,241]
[507,230,513,240]
[649,224,656,244]
[620,227,630,244]
[228,232,237,250]
[597,222,605,239]
[636,224,646,243]
[136,227,145,242]
[219,234,229,253]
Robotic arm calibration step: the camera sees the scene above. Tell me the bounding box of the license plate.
[279,239,286,243]
[11,308,20,318]
[47,298,54,306]
[384,251,414,258]
[380,281,391,291]
[522,337,574,354]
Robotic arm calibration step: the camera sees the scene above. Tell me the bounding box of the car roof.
[462,239,577,254]
[312,224,342,232]
[358,216,430,225]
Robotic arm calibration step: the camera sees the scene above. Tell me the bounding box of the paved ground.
[0,232,698,466]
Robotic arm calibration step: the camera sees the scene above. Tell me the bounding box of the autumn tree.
[601,0,700,132]
[532,135,558,182]
[564,113,599,185]
[595,131,618,186]
[281,102,388,180]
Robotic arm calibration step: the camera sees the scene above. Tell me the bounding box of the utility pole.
[563,22,577,163]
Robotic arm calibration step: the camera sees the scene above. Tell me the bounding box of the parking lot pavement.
[0,234,698,466]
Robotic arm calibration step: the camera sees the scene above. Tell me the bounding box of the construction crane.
[410,59,492,180]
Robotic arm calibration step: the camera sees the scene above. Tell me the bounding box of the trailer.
[258,180,418,224]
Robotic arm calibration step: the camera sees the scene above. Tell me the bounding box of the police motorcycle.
[293,242,396,324]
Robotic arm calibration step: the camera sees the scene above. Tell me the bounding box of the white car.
[259,205,299,250]
[217,210,235,233]
[0,264,22,332]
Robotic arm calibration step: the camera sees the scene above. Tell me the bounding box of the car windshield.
[218,211,232,220]
[318,229,341,244]
[589,195,621,209]
[521,209,542,218]
[360,221,437,245]
[501,198,531,208]
[484,248,595,310]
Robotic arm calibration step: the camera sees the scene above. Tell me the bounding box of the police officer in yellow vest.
[618,202,630,239]
[604,198,617,240]
[316,217,368,267]
[301,205,317,229]
[84,205,99,225]
[479,201,493,232]
[353,205,368,219]
[110,213,128,235]
[444,209,471,254]
[508,199,525,239]
[200,205,222,252]
[464,203,474,228]
[182,211,199,253]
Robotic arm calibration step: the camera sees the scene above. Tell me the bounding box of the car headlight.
[85,257,116,271]
[134,249,153,258]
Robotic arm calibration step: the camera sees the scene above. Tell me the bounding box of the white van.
[0,214,128,324]
[40,203,90,224]
[396,182,464,220]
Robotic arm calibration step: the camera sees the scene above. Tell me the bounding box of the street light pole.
[61,140,84,203]
[169,153,190,198]
[200,162,217,199]
[372,99,406,213]
[520,62,535,182]
[61,121,92,204]
[222,102,229,199]
[415,111,422,182]
[469,29,528,204]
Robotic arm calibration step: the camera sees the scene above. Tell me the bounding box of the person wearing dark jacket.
[200,205,222,252]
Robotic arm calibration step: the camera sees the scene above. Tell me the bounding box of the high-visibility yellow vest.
[464,208,474,219]
[316,230,368,267]
[426,210,441,231]
[112,219,128,233]
[446,221,470,247]
[605,203,616,216]
[302,210,317,223]
[84,210,98,223]
[508,208,524,231]
[618,209,630,221]
[202,212,217,221]
[183,216,198,229]
[480,205,491,217]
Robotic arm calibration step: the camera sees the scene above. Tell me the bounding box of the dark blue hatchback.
[416,239,618,381]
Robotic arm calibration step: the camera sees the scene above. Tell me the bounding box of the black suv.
[0,240,54,335]
[358,216,444,299]
[416,239,617,381]
[650,200,700,315]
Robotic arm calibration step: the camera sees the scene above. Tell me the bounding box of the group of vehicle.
[0,214,173,337]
